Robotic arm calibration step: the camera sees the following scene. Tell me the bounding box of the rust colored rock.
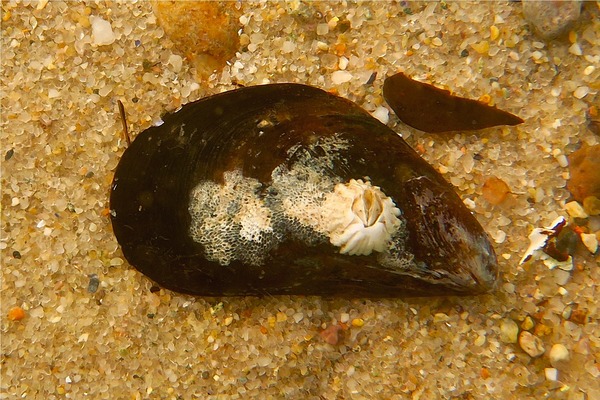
[482,177,511,205]
[320,325,342,345]
[567,144,600,202]
[152,2,241,78]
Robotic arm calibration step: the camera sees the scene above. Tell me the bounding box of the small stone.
[90,16,116,46]
[331,70,352,85]
[7,306,25,321]
[470,40,489,55]
[519,331,545,357]
[522,0,582,40]
[549,343,570,367]
[87,274,100,293]
[482,177,510,205]
[490,25,500,41]
[281,40,296,53]
[564,200,588,219]
[321,324,342,345]
[569,43,583,56]
[351,318,364,327]
[168,54,183,73]
[371,106,389,124]
[580,233,598,254]
[521,316,535,331]
[573,86,590,99]
[316,23,329,35]
[499,319,519,343]
[545,368,558,381]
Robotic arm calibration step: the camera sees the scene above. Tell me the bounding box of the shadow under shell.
[110,83,498,297]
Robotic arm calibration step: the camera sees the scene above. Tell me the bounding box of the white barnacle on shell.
[324,179,401,256]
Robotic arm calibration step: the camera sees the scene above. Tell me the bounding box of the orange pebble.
[7,306,25,321]
[482,177,510,205]
[480,367,491,379]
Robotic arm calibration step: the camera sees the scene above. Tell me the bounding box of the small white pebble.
[580,233,598,254]
[11,197,19,206]
[494,230,506,244]
[340,313,350,323]
[557,287,568,295]
[549,344,570,365]
[338,56,349,70]
[90,16,116,46]
[331,70,352,85]
[431,37,443,46]
[573,86,589,99]
[463,198,476,210]
[556,154,568,168]
[371,106,389,124]
[239,15,249,25]
[545,368,558,381]
[168,54,183,72]
[583,65,595,76]
[110,257,124,266]
[568,43,582,56]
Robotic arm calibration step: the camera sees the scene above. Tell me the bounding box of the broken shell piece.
[520,216,566,264]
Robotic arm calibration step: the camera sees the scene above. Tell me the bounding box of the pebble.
[580,233,598,254]
[522,0,582,40]
[90,16,116,46]
[321,324,342,345]
[331,70,353,85]
[7,306,25,321]
[564,201,588,219]
[482,177,511,205]
[371,106,389,124]
[574,86,590,99]
[519,331,545,358]
[545,367,558,381]
[549,343,570,366]
[499,319,519,343]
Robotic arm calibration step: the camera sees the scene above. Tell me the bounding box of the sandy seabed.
[1,2,599,399]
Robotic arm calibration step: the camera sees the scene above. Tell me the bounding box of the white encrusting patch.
[188,134,406,265]
[188,170,274,266]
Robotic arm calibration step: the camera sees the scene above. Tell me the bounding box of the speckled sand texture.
[2,2,599,399]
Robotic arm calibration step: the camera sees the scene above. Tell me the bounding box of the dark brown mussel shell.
[110,84,498,297]
[383,72,524,133]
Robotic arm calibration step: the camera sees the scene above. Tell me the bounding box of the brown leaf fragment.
[383,72,524,133]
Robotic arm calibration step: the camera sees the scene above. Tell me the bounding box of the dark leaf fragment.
[383,72,524,133]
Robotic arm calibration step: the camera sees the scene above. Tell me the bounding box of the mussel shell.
[110,84,498,297]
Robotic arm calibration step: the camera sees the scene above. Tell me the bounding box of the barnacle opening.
[324,179,401,256]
